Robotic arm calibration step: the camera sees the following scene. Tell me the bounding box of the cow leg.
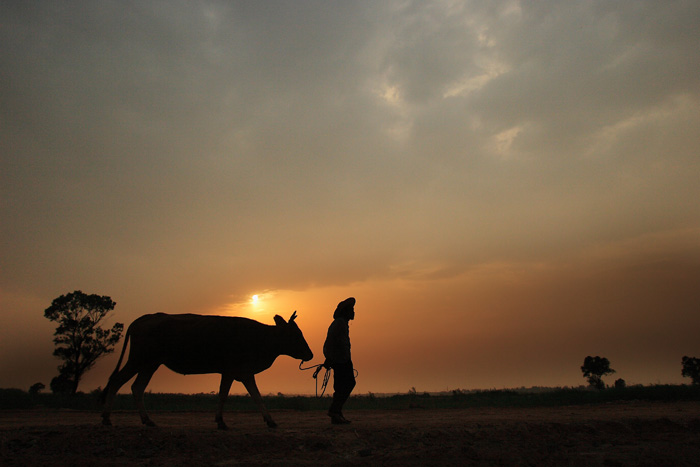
[131,365,159,427]
[215,373,235,430]
[101,362,139,426]
[241,375,277,428]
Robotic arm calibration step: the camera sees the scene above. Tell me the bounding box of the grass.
[2,384,700,412]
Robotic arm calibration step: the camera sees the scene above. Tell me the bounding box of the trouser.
[329,360,356,414]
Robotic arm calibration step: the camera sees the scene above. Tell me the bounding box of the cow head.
[274,311,314,362]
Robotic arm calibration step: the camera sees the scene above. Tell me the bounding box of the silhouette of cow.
[101,311,313,429]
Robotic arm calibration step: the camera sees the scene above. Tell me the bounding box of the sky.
[2,0,700,396]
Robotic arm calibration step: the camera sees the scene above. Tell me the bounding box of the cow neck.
[268,324,284,356]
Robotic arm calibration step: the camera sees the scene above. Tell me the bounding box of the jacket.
[323,318,351,364]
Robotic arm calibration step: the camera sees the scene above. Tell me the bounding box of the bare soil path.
[2,401,700,465]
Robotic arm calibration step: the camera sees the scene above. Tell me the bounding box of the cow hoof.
[142,419,157,427]
[217,422,229,430]
[101,418,112,426]
[266,420,278,429]
[329,413,351,425]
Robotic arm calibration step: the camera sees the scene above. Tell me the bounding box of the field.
[2,398,700,465]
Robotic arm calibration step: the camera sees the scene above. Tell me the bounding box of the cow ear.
[274,315,286,326]
[289,310,297,322]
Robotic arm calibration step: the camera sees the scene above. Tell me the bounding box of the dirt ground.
[2,401,700,466]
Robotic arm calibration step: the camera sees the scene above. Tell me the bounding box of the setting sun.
[251,295,259,304]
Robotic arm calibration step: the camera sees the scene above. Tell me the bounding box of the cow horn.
[289,310,297,322]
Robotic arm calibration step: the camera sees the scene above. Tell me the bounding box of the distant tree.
[681,356,700,385]
[28,382,45,395]
[44,290,123,394]
[614,378,626,389]
[581,356,615,390]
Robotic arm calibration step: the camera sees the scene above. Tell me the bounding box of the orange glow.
[4,235,700,396]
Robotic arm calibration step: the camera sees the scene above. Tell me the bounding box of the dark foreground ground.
[2,401,700,466]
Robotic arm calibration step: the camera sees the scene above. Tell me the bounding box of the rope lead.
[298,361,332,397]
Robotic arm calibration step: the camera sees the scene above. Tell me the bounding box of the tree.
[28,382,45,395]
[681,356,700,385]
[44,290,123,394]
[581,356,615,390]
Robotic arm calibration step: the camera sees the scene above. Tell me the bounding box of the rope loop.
[298,361,332,397]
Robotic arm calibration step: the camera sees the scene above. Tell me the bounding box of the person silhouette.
[323,297,357,424]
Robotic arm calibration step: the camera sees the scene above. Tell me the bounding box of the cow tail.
[111,325,131,378]
[101,326,131,404]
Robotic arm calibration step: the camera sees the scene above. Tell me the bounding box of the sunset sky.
[2,1,699,396]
